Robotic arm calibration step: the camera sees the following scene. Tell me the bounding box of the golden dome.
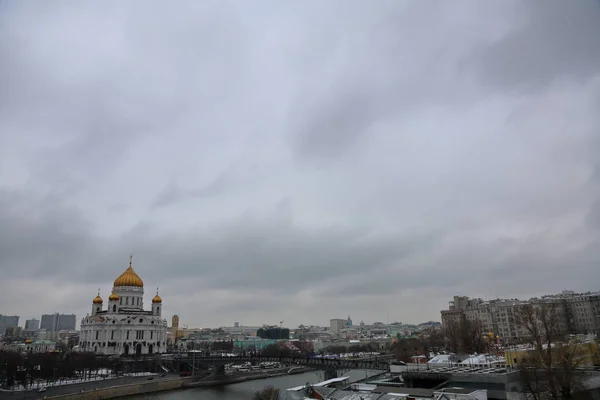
[152,294,162,303]
[92,290,103,304]
[113,256,144,288]
[152,288,162,303]
[108,292,120,301]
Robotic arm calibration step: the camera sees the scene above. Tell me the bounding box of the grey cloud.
[151,166,242,208]
[470,0,600,90]
[0,189,97,281]
[1,1,599,327]
[291,88,376,162]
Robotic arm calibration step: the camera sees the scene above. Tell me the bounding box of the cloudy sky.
[1,1,599,329]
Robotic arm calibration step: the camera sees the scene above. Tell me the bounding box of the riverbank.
[39,367,314,400]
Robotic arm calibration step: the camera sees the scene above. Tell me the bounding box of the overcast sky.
[1,1,599,329]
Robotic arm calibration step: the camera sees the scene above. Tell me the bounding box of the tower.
[171,315,179,341]
[112,255,144,308]
[108,291,120,313]
[152,288,162,316]
[92,290,103,315]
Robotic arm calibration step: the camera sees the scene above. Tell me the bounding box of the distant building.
[257,326,290,340]
[346,315,353,328]
[171,315,180,342]
[330,319,345,335]
[25,318,40,331]
[4,326,22,338]
[5,340,56,354]
[0,315,20,334]
[40,313,77,332]
[441,290,600,341]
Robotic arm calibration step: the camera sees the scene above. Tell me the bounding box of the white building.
[79,257,168,355]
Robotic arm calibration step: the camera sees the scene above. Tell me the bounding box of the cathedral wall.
[80,315,168,355]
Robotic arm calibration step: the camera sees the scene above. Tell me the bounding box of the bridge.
[173,354,393,380]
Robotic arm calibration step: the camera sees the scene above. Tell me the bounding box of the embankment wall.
[43,378,191,400]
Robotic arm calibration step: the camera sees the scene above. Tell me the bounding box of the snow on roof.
[428,354,455,364]
[460,354,506,365]
[313,376,351,387]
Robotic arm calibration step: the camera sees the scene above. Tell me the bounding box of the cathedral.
[79,257,168,355]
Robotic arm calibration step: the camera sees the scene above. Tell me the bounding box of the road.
[0,374,181,400]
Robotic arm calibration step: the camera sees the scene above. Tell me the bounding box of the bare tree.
[443,319,461,353]
[252,385,280,400]
[443,318,489,354]
[515,302,584,400]
[419,327,445,357]
[460,319,489,354]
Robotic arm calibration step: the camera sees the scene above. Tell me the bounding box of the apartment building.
[330,319,346,336]
[40,313,76,332]
[441,291,600,342]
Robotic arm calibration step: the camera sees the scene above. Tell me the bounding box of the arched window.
[113,305,117,312]
[96,307,100,312]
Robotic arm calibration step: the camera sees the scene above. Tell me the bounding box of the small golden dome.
[113,256,144,288]
[92,290,103,304]
[152,288,162,304]
[108,292,120,301]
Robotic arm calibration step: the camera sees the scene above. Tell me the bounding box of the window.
[126,331,130,340]
[111,331,114,340]
[151,331,153,339]
[126,297,129,305]
[135,330,145,340]
[113,305,117,312]
[95,331,99,340]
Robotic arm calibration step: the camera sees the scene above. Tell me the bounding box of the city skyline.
[1,1,599,328]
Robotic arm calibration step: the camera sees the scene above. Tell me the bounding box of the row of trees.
[323,343,379,355]
[0,351,118,388]
[185,340,235,351]
[0,351,159,389]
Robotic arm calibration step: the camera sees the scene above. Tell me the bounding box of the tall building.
[0,315,20,334]
[330,319,346,335]
[171,315,179,341]
[40,313,77,332]
[441,291,600,342]
[25,318,40,331]
[79,256,168,355]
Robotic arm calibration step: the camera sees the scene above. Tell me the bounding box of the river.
[126,369,381,400]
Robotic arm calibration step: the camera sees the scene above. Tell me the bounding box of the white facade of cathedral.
[79,258,168,355]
